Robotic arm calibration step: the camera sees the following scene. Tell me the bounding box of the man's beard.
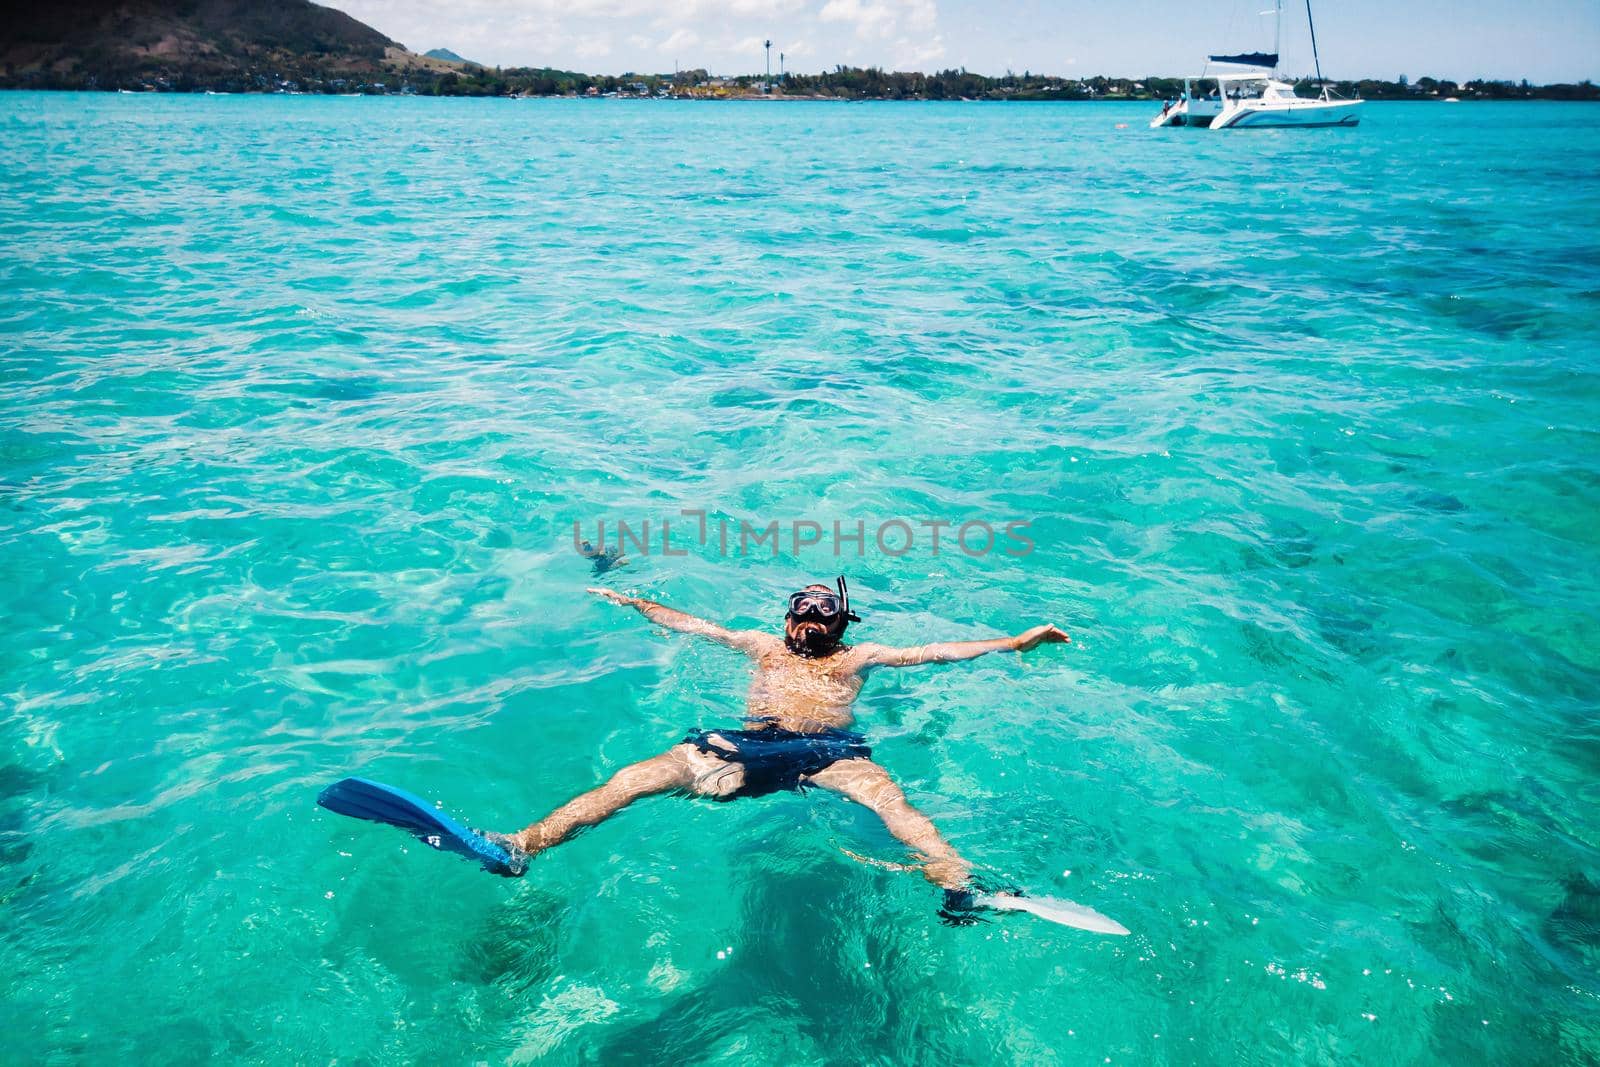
[785,618,842,657]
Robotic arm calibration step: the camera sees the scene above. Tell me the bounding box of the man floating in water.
[319,578,1128,932]
[505,578,1065,891]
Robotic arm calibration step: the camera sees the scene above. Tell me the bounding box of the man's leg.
[807,758,973,889]
[507,747,697,855]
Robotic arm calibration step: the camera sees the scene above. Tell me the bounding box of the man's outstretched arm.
[588,587,762,651]
[858,624,1069,669]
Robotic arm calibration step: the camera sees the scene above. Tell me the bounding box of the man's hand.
[588,587,639,607]
[1013,624,1070,652]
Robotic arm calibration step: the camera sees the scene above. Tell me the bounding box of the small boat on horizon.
[1150,0,1360,130]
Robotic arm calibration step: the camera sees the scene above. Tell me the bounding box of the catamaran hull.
[1210,99,1361,128]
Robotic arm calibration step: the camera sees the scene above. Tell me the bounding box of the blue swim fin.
[317,777,525,876]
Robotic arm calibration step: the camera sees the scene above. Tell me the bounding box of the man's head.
[783,576,860,657]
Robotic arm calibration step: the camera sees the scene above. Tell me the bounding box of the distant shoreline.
[4,64,1595,104]
[4,88,1597,102]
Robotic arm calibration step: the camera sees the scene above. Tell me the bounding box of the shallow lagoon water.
[2,94,1598,1063]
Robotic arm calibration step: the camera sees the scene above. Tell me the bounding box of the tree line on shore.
[5,60,1595,101]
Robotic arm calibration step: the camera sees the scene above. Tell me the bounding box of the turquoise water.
[3,93,1599,1063]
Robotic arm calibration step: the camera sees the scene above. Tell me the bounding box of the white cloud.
[893,35,945,69]
[819,0,936,40]
[571,33,614,59]
[325,0,948,74]
[659,28,700,54]
[819,0,894,38]
[725,0,805,15]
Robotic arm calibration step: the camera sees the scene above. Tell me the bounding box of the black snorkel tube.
[836,574,862,624]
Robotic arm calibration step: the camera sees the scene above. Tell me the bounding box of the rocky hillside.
[0,0,451,90]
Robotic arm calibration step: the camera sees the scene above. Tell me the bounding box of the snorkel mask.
[784,576,860,656]
[787,576,861,625]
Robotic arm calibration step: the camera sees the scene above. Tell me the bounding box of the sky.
[324,0,1600,83]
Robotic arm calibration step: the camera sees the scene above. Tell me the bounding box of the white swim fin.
[976,892,1131,936]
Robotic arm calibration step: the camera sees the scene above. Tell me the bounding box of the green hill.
[424,48,478,67]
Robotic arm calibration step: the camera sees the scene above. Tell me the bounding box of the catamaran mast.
[1274,0,1282,68]
[1305,0,1324,81]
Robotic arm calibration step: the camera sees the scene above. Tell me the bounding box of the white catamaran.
[1150,0,1361,130]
